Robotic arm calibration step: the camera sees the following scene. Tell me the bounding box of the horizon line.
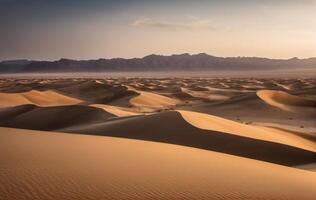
[1,53,316,62]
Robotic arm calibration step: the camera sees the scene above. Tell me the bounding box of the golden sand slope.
[129,89,181,109]
[257,90,316,112]
[0,105,314,166]
[181,87,230,101]
[57,110,315,166]
[90,104,141,117]
[0,90,82,107]
[178,110,316,152]
[1,127,316,200]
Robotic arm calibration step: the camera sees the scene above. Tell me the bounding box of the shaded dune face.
[178,110,316,151]
[1,105,314,166]
[60,111,316,166]
[0,104,115,131]
[0,78,315,168]
[0,79,138,104]
[189,91,316,126]
[57,80,138,104]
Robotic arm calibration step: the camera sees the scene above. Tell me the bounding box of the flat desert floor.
[0,77,316,199]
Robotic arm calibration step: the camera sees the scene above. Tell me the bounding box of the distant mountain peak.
[1,53,315,73]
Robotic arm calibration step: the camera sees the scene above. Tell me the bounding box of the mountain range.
[1,53,316,73]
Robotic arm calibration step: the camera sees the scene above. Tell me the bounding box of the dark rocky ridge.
[1,53,316,73]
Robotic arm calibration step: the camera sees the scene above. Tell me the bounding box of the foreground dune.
[0,90,82,107]
[1,127,316,200]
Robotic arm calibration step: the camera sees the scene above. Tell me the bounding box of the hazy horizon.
[4,52,316,62]
[1,0,315,61]
[2,52,316,62]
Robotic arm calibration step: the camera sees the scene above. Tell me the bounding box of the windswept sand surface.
[90,104,141,117]
[0,90,82,107]
[0,77,315,199]
[257,89,316,114]
[129,89,182,110]
[179,110,316,152]
[1,127,316,200]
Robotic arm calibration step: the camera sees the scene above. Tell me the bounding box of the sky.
[0,0,315,60]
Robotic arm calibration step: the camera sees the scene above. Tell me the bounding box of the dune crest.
[181,87,230,101]
[0,90,82,107]
[257,90,316,113]
[178,110,316,152]
[129,89,181,109]
[90,104,141,117]
[0,105,314,166]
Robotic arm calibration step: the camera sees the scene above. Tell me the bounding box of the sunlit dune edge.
[1,103,314,166]
[178,110,316,152]
[0,90,82,107]
[257,89,316,114]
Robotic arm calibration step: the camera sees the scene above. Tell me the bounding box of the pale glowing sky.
[0,0,315,60]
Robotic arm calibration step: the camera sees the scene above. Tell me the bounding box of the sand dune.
[178,110,316,152]
[58,80,137,103]
[257,90,316,113]
[0,104,314,166]
[188,93,285,118]
[1,127,316,200]
[252,122,316,138]
[0,90,82,107]
[90,104,141,117]
[0,104,115,131]
[204,86,250,93]
[189,92,316,133]
[181,87,230,101]
[1,77,316,199]
[59,111,315,166]
[129,89,182,109]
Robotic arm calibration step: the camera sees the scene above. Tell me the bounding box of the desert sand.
[0,77,315,199]
[0,90,82,107]
[1,127,316,200]
[257,89,316,114]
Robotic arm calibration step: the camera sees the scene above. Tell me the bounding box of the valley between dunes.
[0,77,315,200]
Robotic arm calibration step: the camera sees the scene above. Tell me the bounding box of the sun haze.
[0,0,315,60]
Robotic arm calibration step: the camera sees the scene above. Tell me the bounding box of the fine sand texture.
[1,127,316,200]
